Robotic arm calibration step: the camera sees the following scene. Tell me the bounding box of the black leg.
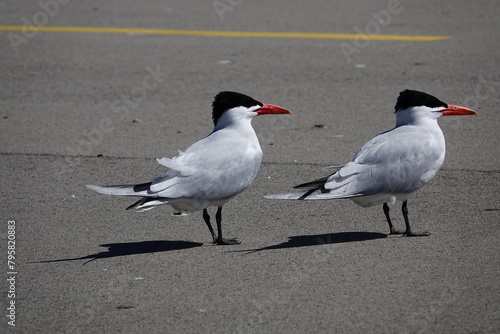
[202,209,217,242]
[401,200,430,237]
[383,203,405,235]
[214,206,240,245]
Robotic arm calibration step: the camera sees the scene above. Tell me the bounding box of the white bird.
[87,91,292,245]
[265,90,477,236]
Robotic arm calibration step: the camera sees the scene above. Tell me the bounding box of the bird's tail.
[264,168,343,201]
[86,182,173,212]
[264,192,310,200]
[86,182,152,197]
[264,176,328,200]
[125,197,170,212]
[265,191,353,200]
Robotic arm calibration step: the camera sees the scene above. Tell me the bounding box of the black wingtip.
[133,182,152,192]
[126,198,149,210]
[294,176,330,190]
[297,189,318,200]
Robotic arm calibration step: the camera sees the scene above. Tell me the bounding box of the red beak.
[440,104,478,116]
[255,103,292,115]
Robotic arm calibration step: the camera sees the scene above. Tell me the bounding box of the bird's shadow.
[239,232,387,254]
[37,240,203,265]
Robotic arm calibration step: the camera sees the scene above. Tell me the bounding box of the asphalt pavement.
[1,0,499,333]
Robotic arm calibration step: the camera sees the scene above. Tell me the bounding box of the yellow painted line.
[0,25,450,41]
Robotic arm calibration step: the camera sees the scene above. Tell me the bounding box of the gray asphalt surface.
[1,0,499,333]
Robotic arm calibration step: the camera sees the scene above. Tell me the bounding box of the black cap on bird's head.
[212,91,263,125]
[394,89,478,117]
[211,91,292,125]
[394,89,447,113]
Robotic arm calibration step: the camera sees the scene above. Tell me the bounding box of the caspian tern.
[87,91,292,245]
[265,90,477,236]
